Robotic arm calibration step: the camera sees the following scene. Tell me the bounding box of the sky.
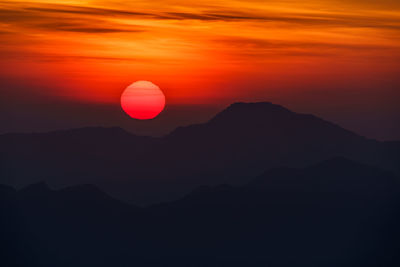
[1,0,400,139]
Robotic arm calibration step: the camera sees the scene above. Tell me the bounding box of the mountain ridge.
[1,102,399,204]
[2,158,399,267]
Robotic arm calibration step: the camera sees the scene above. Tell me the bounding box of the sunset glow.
[1,0,399,106]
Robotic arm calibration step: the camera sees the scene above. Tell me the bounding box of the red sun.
[121,81,166,120]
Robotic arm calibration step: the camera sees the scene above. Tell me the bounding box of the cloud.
[1,1,399,33]
[38,22,144,33]
[0,3,148,34]
[211,36,400,59]
[163,11,400,31]
[25,5,151,17]
[215,36,398,50]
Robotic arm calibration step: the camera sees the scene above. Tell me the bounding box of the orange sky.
[1,0,400,106]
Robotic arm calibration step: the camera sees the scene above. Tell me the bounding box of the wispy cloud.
[38,22,144,33]
[1,1,400,32]
[25,5,152,17]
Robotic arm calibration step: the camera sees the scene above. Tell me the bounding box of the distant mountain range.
[1,102,399,204]
[2,158,399,267]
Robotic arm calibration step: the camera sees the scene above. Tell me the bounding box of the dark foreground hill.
[1,102,399,204]
[1,158,400,267]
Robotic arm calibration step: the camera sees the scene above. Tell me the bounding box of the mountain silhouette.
[248,157,399,193]
[1,158,399,266]
[1,102,399,204]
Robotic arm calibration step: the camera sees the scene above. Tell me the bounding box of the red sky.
[1,0,400,139]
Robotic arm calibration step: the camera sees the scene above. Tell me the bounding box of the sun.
[120,81,165,120]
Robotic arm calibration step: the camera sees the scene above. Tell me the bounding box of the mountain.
[248,157,399,193]
[2,159,400,267]
[1,102,399,204]
[1,182,146,267]
[162,102,379,179]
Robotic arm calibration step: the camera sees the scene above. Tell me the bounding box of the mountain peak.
[227,101,287,110]
[208,101,293,125]
[167,101,361,145]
